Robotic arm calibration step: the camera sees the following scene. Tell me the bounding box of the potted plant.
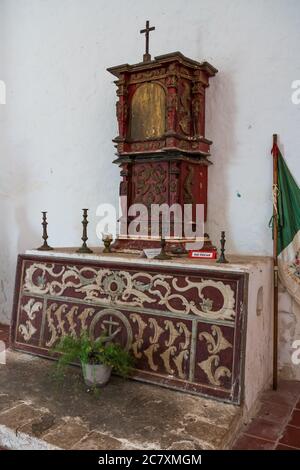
[53,332,134,388]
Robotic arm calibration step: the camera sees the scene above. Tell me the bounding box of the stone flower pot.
[81,362,112,388]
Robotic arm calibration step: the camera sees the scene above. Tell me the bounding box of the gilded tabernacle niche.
[130,82,166,140]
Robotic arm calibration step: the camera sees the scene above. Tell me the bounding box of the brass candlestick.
[77,209,93,254]
[216,231,229,264]
[37,212,53,251]
[154,237,172,260]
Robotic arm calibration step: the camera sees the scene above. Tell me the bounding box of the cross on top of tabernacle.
[140,20,155,62]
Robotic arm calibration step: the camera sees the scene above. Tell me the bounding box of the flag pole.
[272,133,279,390]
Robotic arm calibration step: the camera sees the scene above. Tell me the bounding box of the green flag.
[277,151,300,304]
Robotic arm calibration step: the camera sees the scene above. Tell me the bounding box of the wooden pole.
[272,133,279,390]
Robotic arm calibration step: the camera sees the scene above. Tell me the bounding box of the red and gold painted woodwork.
[11,255,248,404]
[107,52,217,250]
[108,52,217,155]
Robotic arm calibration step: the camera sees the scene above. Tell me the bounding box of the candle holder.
[216,231,229,264]
[154,237,172,260]
[102,233,113,253]
[77,209,93,254]
[37,212,53,251]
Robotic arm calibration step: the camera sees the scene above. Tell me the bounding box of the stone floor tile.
[232,434,275,450]
[182,420,231,449]
[43,420,90,449]
[167,440,202,450]
[72,431,123,450]
[279,425,300,449]
[0,404,44,430]
[276,443,299,450]
[261,389,298,408]
[0,395,18,414]
[278,380,300,397]
[245,417,284,442]
[257,401,293,426]
[288,409,300,428]
[19,413,57,438]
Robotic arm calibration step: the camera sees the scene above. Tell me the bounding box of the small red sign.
[188,250,217,259]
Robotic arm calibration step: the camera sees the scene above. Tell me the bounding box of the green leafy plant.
[52,332,134,379]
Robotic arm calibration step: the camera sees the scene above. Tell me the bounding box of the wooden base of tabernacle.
[111,233,217,255]
[11,248,273,409]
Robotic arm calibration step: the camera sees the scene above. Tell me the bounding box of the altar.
[11,249,273,411]
[9,22,274,415]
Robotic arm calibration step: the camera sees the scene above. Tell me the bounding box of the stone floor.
[2,323,300,451]
[232,380,300,449]
[0,325,242,450]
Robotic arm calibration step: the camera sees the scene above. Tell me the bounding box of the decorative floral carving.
[134,164,167,207]
[183,165,194,204]
[19,322,37,342]
[164,320,180,347]
[198,325,232,387]
[18,298,42,342]
[178,81,191,135]
[144,343,159,371]
[198,355,231,387]
[173,349,189,379]
[130,313,147,359]
[23,298,42,321]
[160,346,176,375]
[199,325,232,355]
[24,264,236,321]
[149,317,164,344]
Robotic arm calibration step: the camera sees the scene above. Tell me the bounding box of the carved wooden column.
[115,76,128,147]
[119,163,131,237]
[166,63,178,139]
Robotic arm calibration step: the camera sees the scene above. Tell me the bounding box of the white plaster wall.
[244,258,273,412]
[1,0,300,383]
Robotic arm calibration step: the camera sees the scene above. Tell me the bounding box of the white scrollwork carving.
[18,299,42,342]
[78,308,95,331]
[148,317,164,344]
[199,325,232,355]
[164,320,180,347]
[198,356,231,386]
[198,325,232,387]
[144,343,159,371]
[160,346,176,375]
[177,322,191,351]
[173,349,189,379]
[130,313,147,359]
[170,278,235,320]
[22,298,42,320]
[24,263,236,321]
[19,321,37,342]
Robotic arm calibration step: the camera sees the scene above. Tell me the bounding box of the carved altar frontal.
[11,251,249,405]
